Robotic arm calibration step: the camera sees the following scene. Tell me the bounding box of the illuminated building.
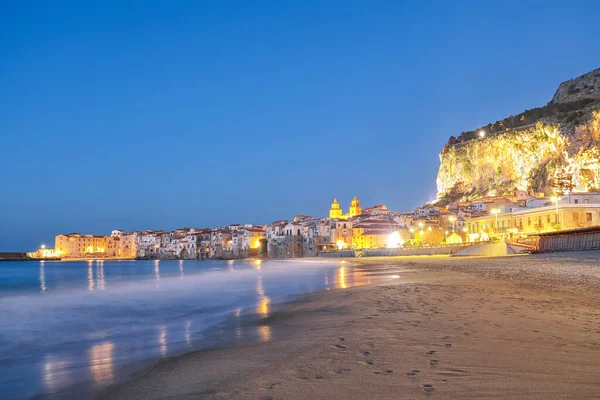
[351,219,406,249]
[333,220,352,249]
[105,230,139,258]
[27,247,60,259]
[55,233,106,258]
[465,202,600,240]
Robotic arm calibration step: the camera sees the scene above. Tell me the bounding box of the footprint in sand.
[406,369,420,376]
[425,350,436,356]
[423,384,435,393]
[367,360,374,365]
[338,338,345,342]
[333,344,347,349]
[386,370,393,374]
[363,351,371,356]
[445,343,453,349]
[335,368,351,374]
[429,360,439,367]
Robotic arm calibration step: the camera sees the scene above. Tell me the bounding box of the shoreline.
[98,252,600,399]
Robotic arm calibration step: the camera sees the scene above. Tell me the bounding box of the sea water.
[0,259,382,399]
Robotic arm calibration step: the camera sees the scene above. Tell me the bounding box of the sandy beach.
[99,252,600,399]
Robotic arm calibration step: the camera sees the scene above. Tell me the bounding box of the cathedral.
[329,196,362,219]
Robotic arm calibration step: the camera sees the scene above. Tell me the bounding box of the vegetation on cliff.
[449,98,599,145]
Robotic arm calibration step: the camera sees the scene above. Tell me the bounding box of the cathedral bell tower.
[349,196,362,217]
[329,198,343,219]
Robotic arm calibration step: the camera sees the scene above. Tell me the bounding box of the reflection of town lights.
[386,231,403,248]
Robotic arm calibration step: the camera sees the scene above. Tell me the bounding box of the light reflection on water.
[0,259,393,399]
[89,342,115,384]
[39,263,46,292]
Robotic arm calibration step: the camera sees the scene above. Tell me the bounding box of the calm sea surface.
[0,259,388,399]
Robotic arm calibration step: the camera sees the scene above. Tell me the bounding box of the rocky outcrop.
[437,69,600,204]
[552,68,600,104]
[437,68,600,203]
[437,113,600,201]
[437,122,566,199]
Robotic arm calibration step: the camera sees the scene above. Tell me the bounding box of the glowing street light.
[479,130,486,138]
[386,231,404,249]
[551,196,560,225]
[491,208,500,231]
[448,216,456,232]
[41,244,46,249]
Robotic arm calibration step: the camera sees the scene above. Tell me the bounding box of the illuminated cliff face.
[436,112,600,200]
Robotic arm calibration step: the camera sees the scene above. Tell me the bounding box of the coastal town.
[27,189,600,261]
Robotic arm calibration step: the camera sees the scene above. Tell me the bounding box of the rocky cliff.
[552,68,600,104]
[436,68,600,203]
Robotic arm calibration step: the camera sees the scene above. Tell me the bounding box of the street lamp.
[491,208,499,231]
[479,130,486,138]
[449,216,456,232]
[551,196,559,226]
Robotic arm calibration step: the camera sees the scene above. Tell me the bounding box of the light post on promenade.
[551,196,560,227]
[449,216,456,232]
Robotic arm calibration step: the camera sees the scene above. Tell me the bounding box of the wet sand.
[99,253,600,399]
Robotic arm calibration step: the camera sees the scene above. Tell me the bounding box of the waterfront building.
[105,230,139,258]
[54,233,106,258]
[465,202,600,241]
[241,226,266,251]
[332,220,352,249]
[351,219,406,249]
[137,230,163,258]
[27,247,59,259]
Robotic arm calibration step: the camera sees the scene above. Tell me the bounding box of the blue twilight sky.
[1,0,600,251]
